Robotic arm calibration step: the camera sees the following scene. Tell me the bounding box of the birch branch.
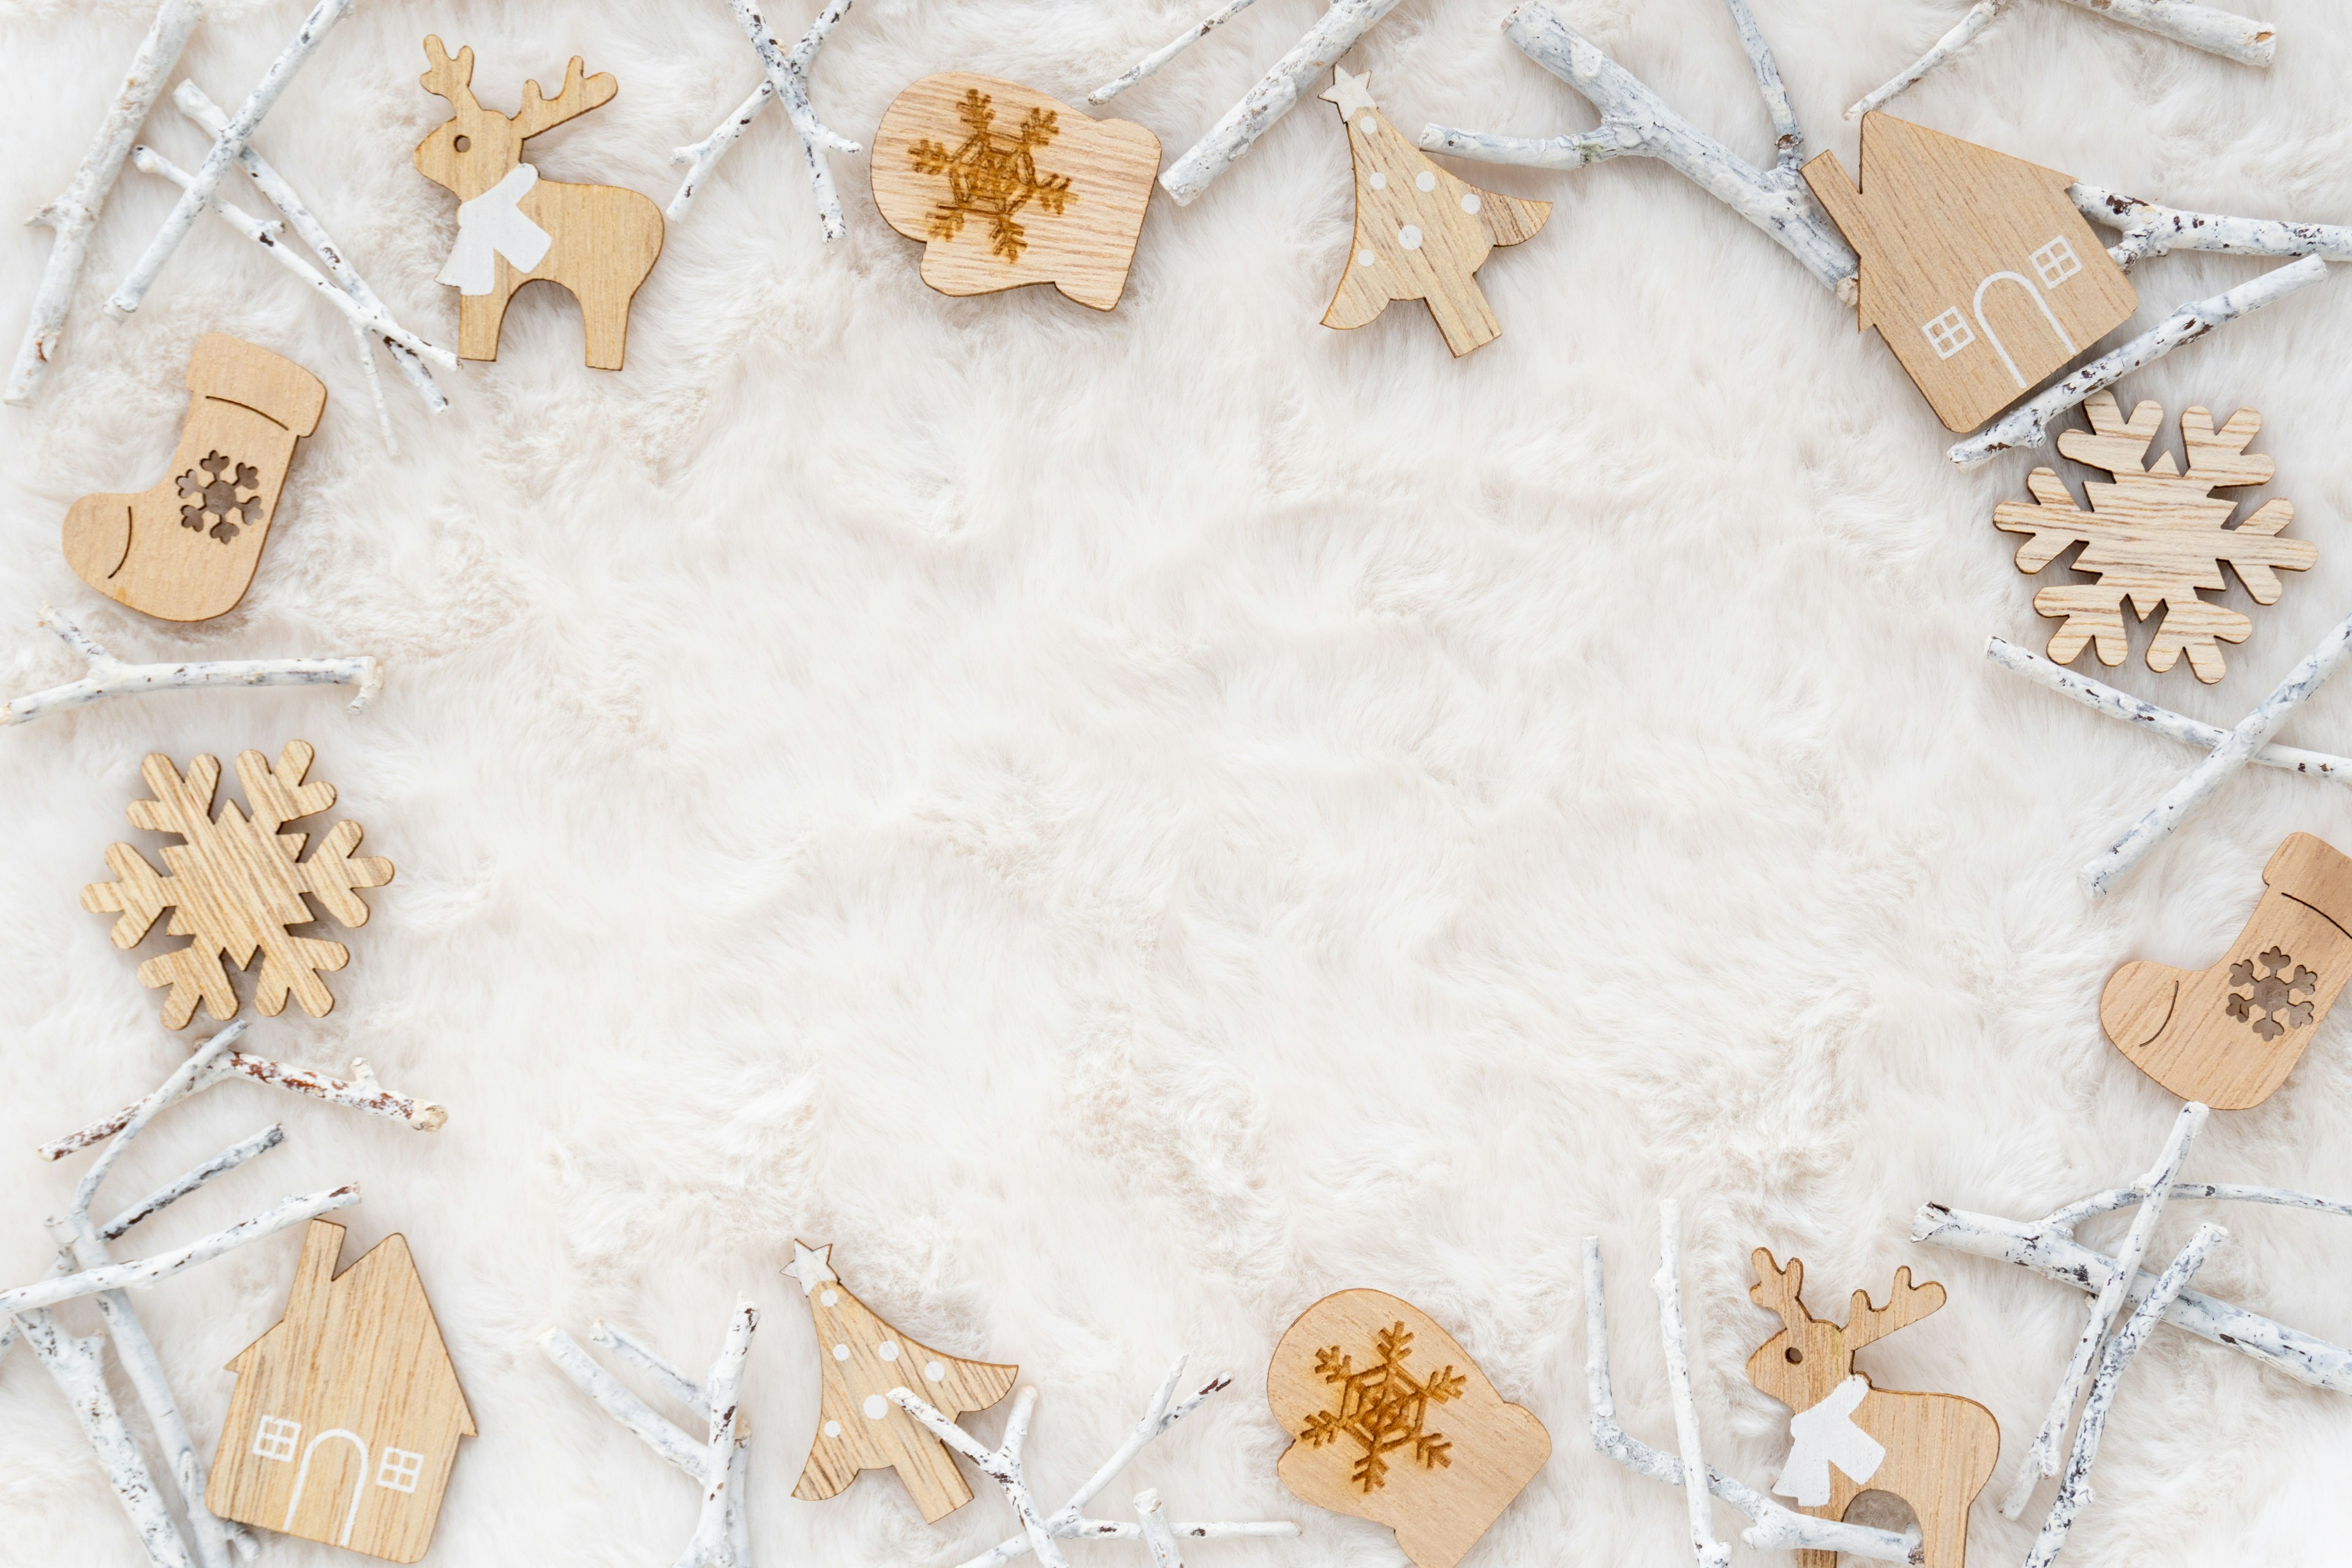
[4,0,203,405]
[1418,2,1858,295]
[2072,183,2352,271]
[13,1312,195,1568]
[1949,254,2332,466]
[593,1319,712,1419]
[1653,1202,1730,1567]
[1133,1490,1185,1567]
[669,0,861,238]
[130,146,456,372]
[3,606,383,729]
[681,1303,756,1568]
[2000,1102,2206,1517]
[1087,0,1259,105]
[1583,1237,1923,1562]
[2082,603,2352,897]
[541,1329,706,1474]
[173,80,447,419]
[1848,1,2013,119]
[2023,1223,2226,1568]
[108,0,356,316]
[2045,1182,2352,1233]
[1159,0,1406,206]
[42,1042,445,1161]
[1723,0,1803,170]
[0,1182,359,1314]
[101,1125,284,1242]
[1912,1200,2352,1391]
[1986,637,2352,783]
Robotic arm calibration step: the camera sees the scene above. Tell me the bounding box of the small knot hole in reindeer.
[413,37,663,370]
[1746,1250,1998,1568]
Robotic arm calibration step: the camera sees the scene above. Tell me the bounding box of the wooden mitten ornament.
[62,333,324,622]
[208,1220,475,1564]
[413,37,663,369]
[1268,1289,1550,1568]
[872,74,1160,311]
[83,742,393,1028]
[2102,832,2352,1108]
[1801,113,2137,432]
[1746,1251,1996,1568]
[786,1240,1017,1521]
[1320,69,1550,356]
[1996,390,2311,684]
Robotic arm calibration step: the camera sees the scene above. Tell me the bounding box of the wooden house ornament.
[208,1220,474,1562]
[1802,113,2138,432]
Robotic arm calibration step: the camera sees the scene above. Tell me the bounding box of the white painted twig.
[4,605,383,729]
[173,80,448,426]
[1986,637,2352,783]
[682,1303,756,1568]
[2071,183,2352,272]
[541,1329,706,1474]
[2000,1102,2206,1517]
[5,0,203,405]
[108,0,356,316]
[1133,1490,1185,1568]
[1087,0,1260,105]
[2081,605,2352,897]
[1653,1202,1730,1567]
[1850,0,2273,120]
[2046,1182,2352,1232]
[1419,2,1858,295]
[594,1319,712,1419]
[2024,1223,2225,1568]
[0,1182,359,1314]
[1949,254,2331,466]
[101,1124,283,1242]
[1159,0,1406,206]
[669,0,861,237]
[14,1311,195,1568]
[41,1038,445,1160]
[1913,1200,2352,1391]
[1723,0,1803,171]
[131,146,457,372]
[891,1361,1300,1568]
[1583,1237,1922,1562]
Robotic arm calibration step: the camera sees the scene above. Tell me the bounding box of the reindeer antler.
[1845,1266,1944,1350]
[419,36,479,112]
[513,56,617,140]
[1749,1248,1810,1327]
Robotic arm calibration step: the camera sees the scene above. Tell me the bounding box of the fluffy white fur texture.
[2,1,2350,1564]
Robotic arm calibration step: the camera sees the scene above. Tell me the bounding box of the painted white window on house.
[251,1415,301,1463]
[1921,307,1975,359]
[2032,236,2081,287]
[377,1447,426,1494]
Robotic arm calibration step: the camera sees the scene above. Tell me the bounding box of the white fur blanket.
[2,1,2349,1562]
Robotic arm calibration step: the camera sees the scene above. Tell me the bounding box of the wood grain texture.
[785,1240,1016,1522]
[1268,1288,1549,1568]
[2102,832,2352,1108]
[1803,113,2136,432]
[1320,69,1550,356]
[60,333,324,622]
[413,38,663,369]
[871,74,1160,312]
[1746,1251,1997,1568]
[208,1220,474,1564]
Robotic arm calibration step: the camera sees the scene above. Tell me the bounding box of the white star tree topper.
[785,1239,837,1295]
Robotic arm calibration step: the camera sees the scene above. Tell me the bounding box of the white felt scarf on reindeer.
[1773,1375,1885,1507]
[438,162,552,295]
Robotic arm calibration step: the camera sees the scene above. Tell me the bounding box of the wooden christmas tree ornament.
[1268,1288,1550,1568]
[413,37,664,370]
[1746,1250,1997,1568]
[1996,390,2311,685]
[870,74,1160,311]
[61,333,325,622]
[2101,832,2352,1109]
[83,741,393,1028]
[1320,69,1550,357]
[785,1239,1017,1522]
[1801,113,2138,432]
[208,1219,475,1563]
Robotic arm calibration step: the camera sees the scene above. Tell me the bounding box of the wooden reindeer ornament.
[413,38,663,370]
[1746,1251,1996,1568]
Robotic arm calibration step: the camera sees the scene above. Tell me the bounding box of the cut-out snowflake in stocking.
[176,450,263,544]
[1297,1321,1466,1493]
[2226,945,2319,1042]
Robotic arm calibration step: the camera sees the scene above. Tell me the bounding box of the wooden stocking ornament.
[871,74,1160,311]
[2103,832,2352,1108]
[1801,113,2138,432]
[1268,1289,1550,1568]
[207,1220,475,1564]
[62,333,324,622]
[413,37,664,370]
[1746,1250,1997,1568]
[1319,69,1550,356]
[785,1240,1017,1522]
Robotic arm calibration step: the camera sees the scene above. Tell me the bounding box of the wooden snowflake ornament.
[1995,390,2312,683]
[1320,69,1550,356]
[83,742,393,1028]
